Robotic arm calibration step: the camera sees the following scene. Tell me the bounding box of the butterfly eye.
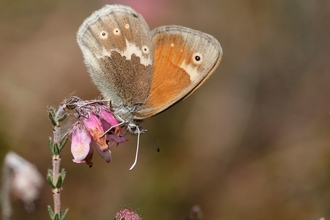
[192,52,203,65]
[100,31,108,39]
[113,28,121,35]
[142,46,149,54]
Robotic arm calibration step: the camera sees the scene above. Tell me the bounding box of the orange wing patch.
[141,34,192,116]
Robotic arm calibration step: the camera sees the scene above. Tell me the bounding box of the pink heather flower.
[71,124,111,166]
[70,102,128,166]
[99,109,128,147]
[83,112,108,151]
[99,109,119,126]
[91,140,112,163]
[71,124,94,166]
[115,209,141,220]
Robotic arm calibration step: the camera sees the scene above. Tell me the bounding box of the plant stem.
[52,154,61,215]
[51,104,66,216]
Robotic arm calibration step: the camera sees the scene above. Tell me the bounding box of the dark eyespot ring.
[192,52,203,64]
[100,31,108,39]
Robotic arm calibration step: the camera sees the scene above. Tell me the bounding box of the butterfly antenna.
[129,126,141,170]
[145,131,160,152]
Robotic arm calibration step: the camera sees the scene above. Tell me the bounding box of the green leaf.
[54,213,59,220]
[48,108,58,126]
[47,205,54,218]
[47,170,55,188]
[49,138,55,154]
[53,143,59,155]
[59,138,68,151]
[47,169,53,176]
[56,175,62,188]
[57,113,67,123]
[49,107,56,118]
[60,208,69,220]
[60,169,66,182]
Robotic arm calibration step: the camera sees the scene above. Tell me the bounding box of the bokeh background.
[1,0,330,219]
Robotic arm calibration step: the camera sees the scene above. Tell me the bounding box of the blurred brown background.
[1,0,330,219]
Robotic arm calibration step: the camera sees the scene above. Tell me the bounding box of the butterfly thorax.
[112,104,144,135]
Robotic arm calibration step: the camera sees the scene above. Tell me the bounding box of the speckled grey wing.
[77,5,154,108]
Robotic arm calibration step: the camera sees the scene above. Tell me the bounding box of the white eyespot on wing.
[125,24,130,29]
[142,45,149,54]
[100,31,108,39]
[113,28,121,35]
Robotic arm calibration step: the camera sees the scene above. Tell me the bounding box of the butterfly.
[77,4,222,169]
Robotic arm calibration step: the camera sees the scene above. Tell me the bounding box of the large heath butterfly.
[77,5,222,168]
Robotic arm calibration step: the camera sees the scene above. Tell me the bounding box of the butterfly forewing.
[77,5,154,108]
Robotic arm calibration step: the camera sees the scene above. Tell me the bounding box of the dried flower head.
[2,152,44,219]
